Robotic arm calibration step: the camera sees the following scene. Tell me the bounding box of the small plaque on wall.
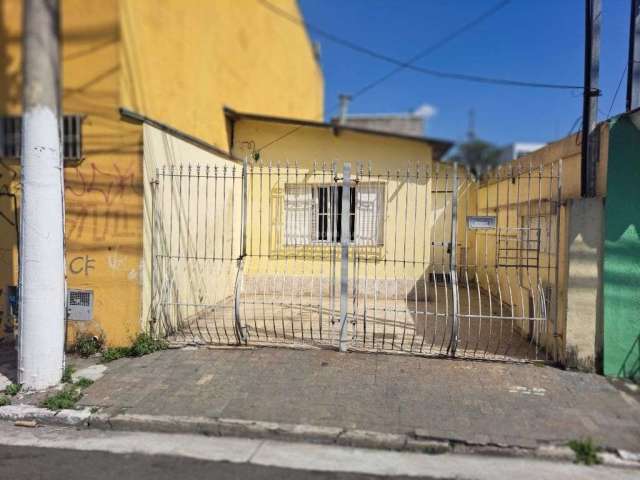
[467,216,496,230]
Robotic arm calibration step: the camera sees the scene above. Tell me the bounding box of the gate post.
[150,169,159,336]
[234,154,249,344]
[449,163,460,356]
[338,162,351,352]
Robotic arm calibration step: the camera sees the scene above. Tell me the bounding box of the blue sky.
[297,0,629,146]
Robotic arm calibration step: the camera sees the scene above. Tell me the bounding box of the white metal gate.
[151,158,561,362]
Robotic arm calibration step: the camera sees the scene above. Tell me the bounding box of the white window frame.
[283,183,384,246]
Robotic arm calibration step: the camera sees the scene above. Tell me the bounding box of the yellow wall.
[120,0,324,150]
[0,0,324,346]
[228,118,458,287]
[0,0,141,346]
[231,119,432,167]
[469,128,610,363]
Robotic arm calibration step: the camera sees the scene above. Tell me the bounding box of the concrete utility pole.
[580,0,601,198]
[18,0,66,389]
[627,0,640,111]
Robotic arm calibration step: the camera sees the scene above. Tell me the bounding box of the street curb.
[1,405,639,469]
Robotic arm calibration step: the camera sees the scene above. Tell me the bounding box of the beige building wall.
[565,197,604,371]
[142,123,241,336]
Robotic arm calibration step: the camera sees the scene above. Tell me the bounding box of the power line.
[349,0,512,100]
[568,115,582,136]
[258,0,584,91]
[256,0,514,153]
[606,64,627,119]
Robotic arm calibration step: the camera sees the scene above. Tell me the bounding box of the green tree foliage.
[448,139,502,176]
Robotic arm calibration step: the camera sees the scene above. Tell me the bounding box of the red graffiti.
[65,162,141,240]
[65,162,141,205]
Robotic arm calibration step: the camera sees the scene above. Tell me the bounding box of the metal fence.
[151,158,562,362]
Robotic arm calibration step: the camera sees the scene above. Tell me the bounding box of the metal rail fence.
[150,158,561,362]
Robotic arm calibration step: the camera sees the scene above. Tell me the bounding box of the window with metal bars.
[0,114,84,161]
[284,183,384,246]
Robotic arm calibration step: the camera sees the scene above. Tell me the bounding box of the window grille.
[284,183,384,246]
[497,214,555,269]
[497,225,539,269]
[0,114,84,161]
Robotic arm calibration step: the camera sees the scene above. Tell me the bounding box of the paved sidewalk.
[75,347,640,452]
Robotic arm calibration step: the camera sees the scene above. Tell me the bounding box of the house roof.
[224,107,453,161]
[120,107,242,162]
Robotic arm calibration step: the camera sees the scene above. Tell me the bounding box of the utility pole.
[338,94,351,125]
[627,0,640,111]
[580,0,601,198]
[18,0,66,389]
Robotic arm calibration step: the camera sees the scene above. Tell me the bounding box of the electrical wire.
[349,0,512,99]
[258,0,584,91]
[567,115,582,136]
[257,0,514,152]
[606,64,627,119]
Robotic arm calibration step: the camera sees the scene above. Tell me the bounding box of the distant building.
[336,113,426,137]
[499,142,546,163]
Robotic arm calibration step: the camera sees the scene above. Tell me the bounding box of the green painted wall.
[603,112,640,381]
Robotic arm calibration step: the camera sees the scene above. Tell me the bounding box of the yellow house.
[142,106,573,363]
[0,1,606,369]
[138,107,463,355]
[0,0,323,346]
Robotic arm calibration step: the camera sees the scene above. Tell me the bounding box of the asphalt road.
[0,445,425,480]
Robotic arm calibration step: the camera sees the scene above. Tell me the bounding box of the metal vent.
[67,289,93,321]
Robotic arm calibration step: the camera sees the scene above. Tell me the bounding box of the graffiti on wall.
[69,255,96,276]
[65,161,141,241]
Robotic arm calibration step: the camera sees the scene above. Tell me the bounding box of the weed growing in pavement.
[101,333,168,363]
[41,385,83,411]
[568,438,601,465]
[129,333,169,357]
[101,346,132,363]
[61,365,76,384]
[5,383,21,396]
[0,395,9,406]
[73,334,104,358]
[41,366,97,411]
[75,377,94,388]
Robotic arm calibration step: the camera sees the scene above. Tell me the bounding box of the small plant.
[0,395,10,407]
[61,365,76,384]
[75,377,94,388]
[73,334,103,358]
[5,383,21,397]
[101,333,168,363]
[101,346,131,363]
[90,406,99,414]
[568,438,601,465]
[41,385,82,411]
[129,333,168,357]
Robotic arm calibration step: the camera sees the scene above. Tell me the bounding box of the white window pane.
[284,185,313,245]
[354,184,383,245]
